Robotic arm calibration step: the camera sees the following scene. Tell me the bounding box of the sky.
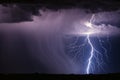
[0,4,120,74]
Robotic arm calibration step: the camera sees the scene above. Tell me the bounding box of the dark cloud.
[1,0,120,14]
[0,4,33,23]
[1,0,120,23]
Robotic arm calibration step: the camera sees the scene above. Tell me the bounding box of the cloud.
[0,5,33,23]
[0,8,120,74]
[0,9,86,74]
[93,11,120,27]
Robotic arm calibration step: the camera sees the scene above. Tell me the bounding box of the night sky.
[0,3,120,74]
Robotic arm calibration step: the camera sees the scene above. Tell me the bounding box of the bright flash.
[84,22,93,28]
[82,31,96,35]
[82,22,100,35]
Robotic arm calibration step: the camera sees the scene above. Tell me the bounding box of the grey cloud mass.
[0,4,120,74]
[0,5,33,23]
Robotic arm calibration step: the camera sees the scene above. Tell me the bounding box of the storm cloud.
[0,4,33,23]
[0,8,87,74]
[0,4,120,74]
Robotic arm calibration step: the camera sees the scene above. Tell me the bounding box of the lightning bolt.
[86,34,94,74]
[65,14,111,74]
[85,14,110,74]
[86,14,95,74]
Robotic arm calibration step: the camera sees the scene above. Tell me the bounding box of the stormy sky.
[0,3,120,74]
